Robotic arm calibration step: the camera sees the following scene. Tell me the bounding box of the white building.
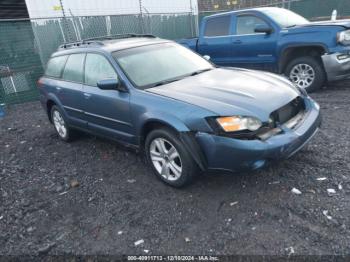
[24,0,198,18]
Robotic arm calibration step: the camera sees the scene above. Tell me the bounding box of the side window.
[204,16,231,37]
[84,53,118,87]
[45,56,68,78]
[236,15,269,35]
[62,53,85,82]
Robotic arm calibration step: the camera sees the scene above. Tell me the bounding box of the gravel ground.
[0,83,350,256]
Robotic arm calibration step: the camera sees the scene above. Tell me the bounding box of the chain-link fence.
[2,0,350,106]
[0,20,43,106]
[0,12,197,105]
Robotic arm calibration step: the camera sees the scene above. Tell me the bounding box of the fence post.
[138,0,144,34]
[189,0,194,37]
[59,0,73,42]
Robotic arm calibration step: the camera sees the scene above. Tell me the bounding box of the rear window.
[62,53,85,83]
[204,16,231,37]
[45,56,68,78]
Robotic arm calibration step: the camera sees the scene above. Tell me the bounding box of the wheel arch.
[139,118,187,147]
[45,93,65,122]
[139,118,207,171]
[46,99,56,122]
[278,44,328,74]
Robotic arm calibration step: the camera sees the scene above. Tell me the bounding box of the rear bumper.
[322,52,350,82]
[194,97,321,173]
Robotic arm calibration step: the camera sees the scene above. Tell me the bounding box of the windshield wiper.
[148,68,213,88]
[190,68,213,76]
[285,24,297,28]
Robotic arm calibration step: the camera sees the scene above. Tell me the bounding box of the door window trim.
[204,32,266,38]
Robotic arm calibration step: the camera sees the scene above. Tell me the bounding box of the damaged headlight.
[216,116,262,132]
[337,30,350,45]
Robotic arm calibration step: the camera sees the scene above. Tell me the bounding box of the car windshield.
[261,8,309,28]
[113,43,214,89]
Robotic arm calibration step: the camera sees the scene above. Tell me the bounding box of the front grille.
[270,96,305,126]
[257,96,305,140]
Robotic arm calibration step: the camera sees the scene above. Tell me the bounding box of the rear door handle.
[233,40,242,44]
[84,93,91,99]
[55,86,62,91]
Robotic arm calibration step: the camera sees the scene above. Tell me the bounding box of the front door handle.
[84,93,91,99]
[233,40,242,44]
[55,86,62,91]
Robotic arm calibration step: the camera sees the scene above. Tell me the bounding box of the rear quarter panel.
[38,77,63,113]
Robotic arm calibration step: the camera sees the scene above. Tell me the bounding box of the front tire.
[51,105,75,142]
[145,128,198,187]
[285,56,326,92]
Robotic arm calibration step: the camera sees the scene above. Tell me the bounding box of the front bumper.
[322,52,350,82]
[195,98,321,172]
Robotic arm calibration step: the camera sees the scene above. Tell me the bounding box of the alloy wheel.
[289,63,315,89]
[149,138,182,181]
[52,110,67,138]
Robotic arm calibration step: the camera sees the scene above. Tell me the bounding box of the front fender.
[136,111,191,137]
[136,111,208,171]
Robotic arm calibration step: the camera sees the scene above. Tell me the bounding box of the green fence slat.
[0,20,42,105]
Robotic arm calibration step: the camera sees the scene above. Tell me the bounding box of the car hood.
[292,19,350,29]
[147,68,300,121]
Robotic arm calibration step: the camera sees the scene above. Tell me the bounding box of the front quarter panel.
[129,89,216,143]
[276,26,350,56]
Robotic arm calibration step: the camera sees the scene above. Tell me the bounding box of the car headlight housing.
[337,30,350,45]
[216,116,262,132]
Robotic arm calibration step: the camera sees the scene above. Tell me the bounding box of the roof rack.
[84,33,156,41]
[58,33,156,50]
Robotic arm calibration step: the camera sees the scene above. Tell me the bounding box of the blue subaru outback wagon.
[38,34,321,187]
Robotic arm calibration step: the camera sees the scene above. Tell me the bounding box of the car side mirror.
[203,55,211,61]
[97,78,127,92]
[254,24,272,34]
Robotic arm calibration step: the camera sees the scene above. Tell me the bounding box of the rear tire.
[51,105,76,142]
[145,128,198,187]
[285,56,326,93]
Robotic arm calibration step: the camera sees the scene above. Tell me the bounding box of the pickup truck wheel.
[285,56,325,92]
[145,128,198,188]
[51,105,75,142]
